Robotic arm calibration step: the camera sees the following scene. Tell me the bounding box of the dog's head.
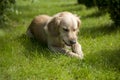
[48,12,81,46]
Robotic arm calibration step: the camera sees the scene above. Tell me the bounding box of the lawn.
[0,0,120,80]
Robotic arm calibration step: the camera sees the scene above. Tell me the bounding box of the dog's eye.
[73,29,76,31]
[63,28,69,32]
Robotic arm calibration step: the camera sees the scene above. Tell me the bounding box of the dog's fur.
[26,12,84,59]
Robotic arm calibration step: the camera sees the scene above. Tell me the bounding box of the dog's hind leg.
[26,29,34,38]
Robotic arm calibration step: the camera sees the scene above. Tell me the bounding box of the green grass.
[0,0,120,80]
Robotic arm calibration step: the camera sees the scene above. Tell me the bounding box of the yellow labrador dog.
[27,12,84,59]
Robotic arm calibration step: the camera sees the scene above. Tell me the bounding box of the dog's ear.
[47,17,61,37]
[74,14,81,28]
[76,17,81,28]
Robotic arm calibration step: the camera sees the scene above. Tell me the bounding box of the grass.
[0,0,120,80]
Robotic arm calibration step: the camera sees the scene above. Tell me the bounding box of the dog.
[26,12,84,59]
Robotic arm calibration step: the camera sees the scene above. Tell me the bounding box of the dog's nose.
[70,40,76,44]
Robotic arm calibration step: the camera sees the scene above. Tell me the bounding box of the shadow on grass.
[60,3,86,12]
[18,34,61,59]
[80,23,120,38]
[60,2,107,18]
[100,49,120,71]
[82,11,105,19]
[85,48,120,71]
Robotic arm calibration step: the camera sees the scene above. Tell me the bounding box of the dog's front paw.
[67,51,83,59]
[74,47,84,59]
[72,43,84,59]
[77,51,84,59]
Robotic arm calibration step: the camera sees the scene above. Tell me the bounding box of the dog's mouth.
[63,39,71,46]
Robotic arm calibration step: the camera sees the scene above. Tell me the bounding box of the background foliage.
[0,0,15,24]
[77,0,120,26]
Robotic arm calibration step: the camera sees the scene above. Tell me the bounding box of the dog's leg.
[72,42,84,59]
[67,51,83,59]
[49,46,83,59]
[48,46,67,53]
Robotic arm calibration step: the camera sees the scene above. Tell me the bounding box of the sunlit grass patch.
[0,0,120,80]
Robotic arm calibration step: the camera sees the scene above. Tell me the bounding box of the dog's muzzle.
[63,39,71,46]
[63,39,76,46]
